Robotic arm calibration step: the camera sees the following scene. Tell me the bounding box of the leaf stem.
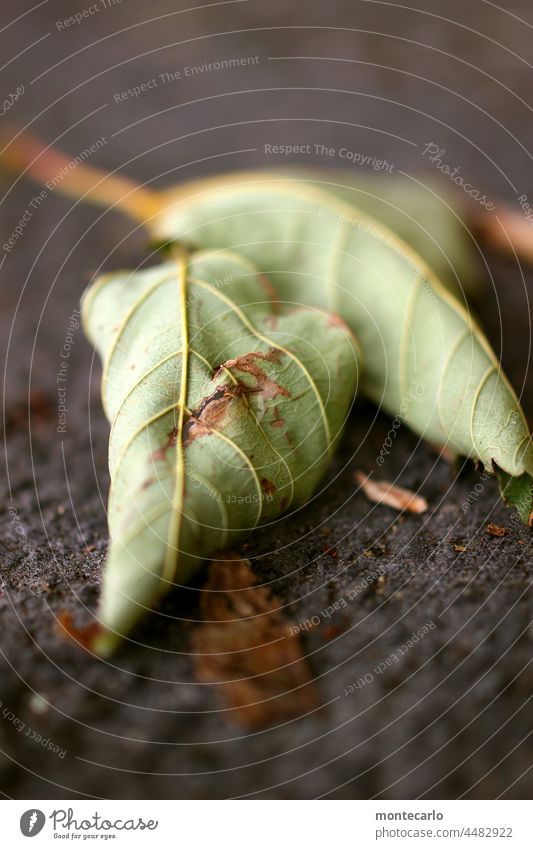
[0,129,161,223]
[472,204,533,267]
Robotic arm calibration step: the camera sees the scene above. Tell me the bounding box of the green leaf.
[494,465,533,526]
[82,249,359,653]
[150,172,533,517]
[313,171,484,300]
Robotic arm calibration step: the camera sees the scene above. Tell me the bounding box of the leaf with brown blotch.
[82,250,359,654]
[356,471,428,514]
[191,554,319,729]
[153,173,533,525]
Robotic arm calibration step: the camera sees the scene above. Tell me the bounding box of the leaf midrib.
[162,251,189,584]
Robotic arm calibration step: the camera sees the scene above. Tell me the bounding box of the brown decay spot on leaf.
[57,612,102,652]
[151,425,179,462]
[191,554,319,729]
[270,404,284,428]
[151,384,238,460]
[215,349,289,402]
[258,273,281,307]
[486,523,507,537]
[182,385,234,447]
[260,478,276,496]
[176,350,290,450]
[356,471,428,514]
[150,349,291,460]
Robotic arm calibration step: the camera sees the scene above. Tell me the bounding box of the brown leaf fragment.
[191,554,319,728]
[57,612,103,652]
[486,523,507,537]
[355,472,428,514]
[454,544,467,553]
[4,389,55,435]
[472,204,533,266]
[322,625,343,640]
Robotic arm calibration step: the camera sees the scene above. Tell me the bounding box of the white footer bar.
[3,799,530,847]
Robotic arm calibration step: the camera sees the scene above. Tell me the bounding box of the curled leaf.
[82,249,359,653]
[149,171,533,520]
[304,170,484,299]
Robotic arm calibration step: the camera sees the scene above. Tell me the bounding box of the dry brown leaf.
[57,612,103,652]
[355,472,428,514]
[191,553,319,728]
[486,523,507,537]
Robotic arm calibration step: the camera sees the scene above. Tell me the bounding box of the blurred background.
[1,0,533,799]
